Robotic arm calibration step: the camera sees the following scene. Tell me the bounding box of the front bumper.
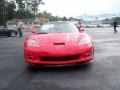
[24,43,94,65]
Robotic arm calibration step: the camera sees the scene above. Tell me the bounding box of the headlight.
[27,39,39,47]
[79,37,91,45]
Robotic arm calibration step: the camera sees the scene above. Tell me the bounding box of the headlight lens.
[79,37,91,45]
[27,39,39,47]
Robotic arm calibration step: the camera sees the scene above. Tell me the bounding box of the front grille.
[40,55,80,61]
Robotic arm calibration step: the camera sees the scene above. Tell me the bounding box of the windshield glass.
[36,22,79,33]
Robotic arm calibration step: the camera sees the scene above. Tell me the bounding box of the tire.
[10,32,16,37]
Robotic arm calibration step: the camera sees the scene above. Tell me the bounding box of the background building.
[7,19,41,30]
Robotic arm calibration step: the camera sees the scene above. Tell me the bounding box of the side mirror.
[79,27,85,33]
[31,28,36,34]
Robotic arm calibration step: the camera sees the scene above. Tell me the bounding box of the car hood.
[29,33,85,44]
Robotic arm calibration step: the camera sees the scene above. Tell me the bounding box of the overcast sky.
[39,0,120,17]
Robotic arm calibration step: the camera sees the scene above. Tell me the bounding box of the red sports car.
[24,21,94,67]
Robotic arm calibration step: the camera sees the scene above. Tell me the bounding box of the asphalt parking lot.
[0,27,120,90]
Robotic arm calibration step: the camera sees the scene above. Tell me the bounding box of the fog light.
[86,52,92,56]
[27,55,33,59]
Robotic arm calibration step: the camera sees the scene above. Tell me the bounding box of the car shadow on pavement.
[26,62,94,74]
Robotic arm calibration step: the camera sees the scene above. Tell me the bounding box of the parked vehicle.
[0,26,18,37]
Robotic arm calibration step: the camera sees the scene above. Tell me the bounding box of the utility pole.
[2,0,6,26]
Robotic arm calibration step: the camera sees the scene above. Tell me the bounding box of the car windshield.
[36,22,79,34]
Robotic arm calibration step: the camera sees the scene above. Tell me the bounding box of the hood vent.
[53,43,65,45]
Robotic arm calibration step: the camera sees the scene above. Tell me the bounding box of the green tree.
[6,1,16,20]
[15,0,25,12]
[0,0,45,25]
[62,16,68,21]
[31,0,44,17]
[15,0,44,19]
[15,0,26,18]
[36,11,65,21]
[111,17,120,25]
[102,18,111,24]
[0,0,16,26]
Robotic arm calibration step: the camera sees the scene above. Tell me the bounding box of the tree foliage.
[30,0,44,15]
[103,17,120,25]
[0,0,73,26]
[0,0,44,25]
[0,0,16,26]
[36,11,69,21]
[15,0,44,18]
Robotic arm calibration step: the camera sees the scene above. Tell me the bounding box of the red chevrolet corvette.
[24,21,94,66]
